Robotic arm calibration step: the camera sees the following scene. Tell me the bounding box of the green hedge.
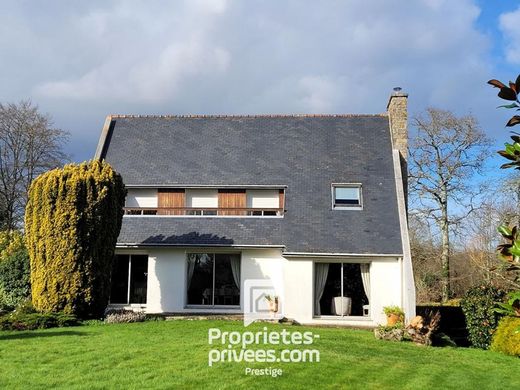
[0,311,79,331]
[25,160,126,319]
[417,305,468,346]
[0,231,31,310]
[460,285,505,349]
[491,316,520,357]
[0,249,30,309]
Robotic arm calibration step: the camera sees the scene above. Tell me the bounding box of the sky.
[0,0,519,163]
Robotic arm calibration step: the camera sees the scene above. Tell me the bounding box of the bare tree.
[409,108,492,301]
[0,101,69,229]
[464,192,520,291]
[409,213,443,302]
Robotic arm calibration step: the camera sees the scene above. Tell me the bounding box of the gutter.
[115,244,402,258]
[282,252,403,259]
[124,184,288,189]
[116,243,286,249]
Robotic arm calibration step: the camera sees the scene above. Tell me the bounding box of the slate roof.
[99,114,403,255]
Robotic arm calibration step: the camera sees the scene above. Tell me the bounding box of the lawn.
[0,320,518,389]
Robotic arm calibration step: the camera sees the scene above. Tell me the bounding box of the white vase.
[331,297,351,316]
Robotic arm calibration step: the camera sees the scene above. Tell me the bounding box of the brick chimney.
[387,87,408,201]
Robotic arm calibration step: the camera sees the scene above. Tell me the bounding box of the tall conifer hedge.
[25,160,126,318]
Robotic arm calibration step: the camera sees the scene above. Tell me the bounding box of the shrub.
[491,316,520,357]
[25,160,126,319]
[494,290,520,317]
[104,310,146,324]
[0,246,31,309]
[12,299,36,315]
[0,286,12,313]
[383,306,405,316]
[460,285,505,349]
[0,311,79,331]
[0,230,26,261]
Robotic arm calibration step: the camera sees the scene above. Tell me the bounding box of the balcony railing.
[124,207,284,216]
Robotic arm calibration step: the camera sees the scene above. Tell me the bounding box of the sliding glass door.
[314,262,370,317]
[187,253,240,306]
[110,254,148,304]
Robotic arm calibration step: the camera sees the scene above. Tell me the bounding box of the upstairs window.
[124,187,285,216]
[332,184,362,209]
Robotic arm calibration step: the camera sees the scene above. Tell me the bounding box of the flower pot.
[386,313,401,326]
[331,297,352,316]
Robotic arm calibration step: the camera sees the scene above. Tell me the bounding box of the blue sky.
[0,0,519,165]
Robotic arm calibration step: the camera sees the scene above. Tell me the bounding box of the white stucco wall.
[145,248,187,313]
[246,190,279,208]
[145,248,285,313]
[125,188,158,208]
[115,247,404,327]
[282,257,402,326]
[185,189,218,208]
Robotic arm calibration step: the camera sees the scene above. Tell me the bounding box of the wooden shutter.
[157,189,185,215]
[218,189,246,215]
[279,189,285,215]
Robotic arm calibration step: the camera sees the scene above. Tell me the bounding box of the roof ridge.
[109,113,388,119]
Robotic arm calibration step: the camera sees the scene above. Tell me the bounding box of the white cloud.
[34,0,231,101]
[26,0,490,110]
[0,0,498,160]
[499,6,520,64]
[298,76,342,112]
[37,41,230,102]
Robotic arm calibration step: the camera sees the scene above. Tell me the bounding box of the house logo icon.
[243,279,284,326]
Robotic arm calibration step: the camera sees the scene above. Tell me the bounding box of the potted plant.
[383,306,404,326]
[265,295,279,314]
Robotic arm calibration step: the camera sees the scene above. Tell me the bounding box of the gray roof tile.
[101,115,403,254]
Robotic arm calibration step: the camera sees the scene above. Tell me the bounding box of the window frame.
[109,254,149,305]
[313,260,371,320]
[185,252,242,309]
[331,183,363,210]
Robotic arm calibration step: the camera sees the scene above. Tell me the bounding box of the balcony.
[124,207,284,217]
[124,187,285,217]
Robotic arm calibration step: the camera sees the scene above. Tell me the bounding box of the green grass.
[0,320,518,389]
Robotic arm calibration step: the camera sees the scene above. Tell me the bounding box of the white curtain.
[314,263,329,316]
[360,263,370,302]
[230,256,241,288]
[187,254,197,289]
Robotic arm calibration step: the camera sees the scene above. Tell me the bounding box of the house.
[95,89,415,326]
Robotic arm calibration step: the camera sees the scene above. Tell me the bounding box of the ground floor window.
[110,254,148,304]
[314,262,370,317]
[187,253,240,306]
